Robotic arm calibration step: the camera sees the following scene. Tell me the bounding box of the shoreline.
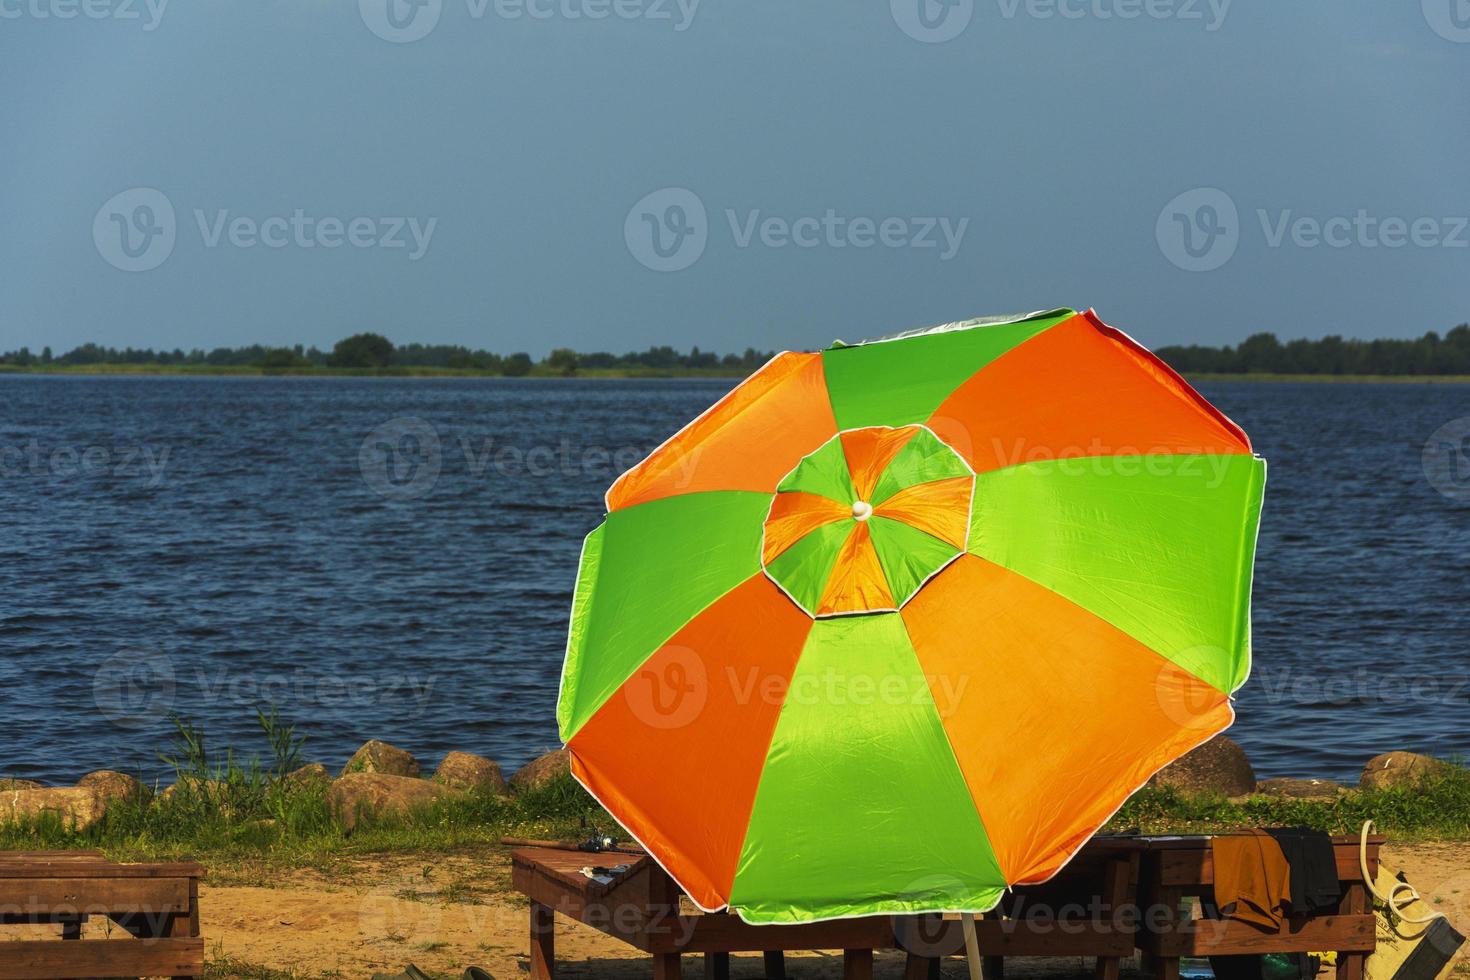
[3,364,1469,383]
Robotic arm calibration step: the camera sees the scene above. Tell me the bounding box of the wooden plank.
[512,848,653,900]
[0,851,107,862]
[914,918,1136,958]
[0,876,189,915]
[0,938,203,979]
[513,870,655,951]
[1154,838,1379,887]
[0,863,204,880]
[648,913,893,954]
[1146,914,1376,957]
[530,902,555,980]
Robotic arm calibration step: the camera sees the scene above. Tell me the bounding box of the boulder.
[0,779,43,791]
[327,772,460,831]
[159,778,225,803]
[1148,736,1256,797]
[1254,777,1347,801]
[1360,752,1448,791]
[77,770,149,804]
[0,787,108,831]
[433,752,507,794]
[341,740,420,778]
[509,749,570,792]
[280,763,331,789]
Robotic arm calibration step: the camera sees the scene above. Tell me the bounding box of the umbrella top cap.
[761,424,974,618]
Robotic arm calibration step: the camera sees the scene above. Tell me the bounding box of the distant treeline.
[1155,325,1470,376]
[0,332,776,376]
[5,323,1470,376]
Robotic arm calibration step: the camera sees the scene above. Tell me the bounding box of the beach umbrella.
[556,308,1265,925]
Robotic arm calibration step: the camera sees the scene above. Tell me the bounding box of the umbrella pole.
[961,912,984,980]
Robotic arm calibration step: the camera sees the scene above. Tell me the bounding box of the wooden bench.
[1136,834,1381,980]
[0,850,205,980]
[511,838,1144,980]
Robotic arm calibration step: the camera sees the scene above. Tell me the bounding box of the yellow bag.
[1364,867,1465,980]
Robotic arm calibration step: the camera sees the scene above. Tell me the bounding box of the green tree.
[327,332,394,368]
[503,352,533,377]
[260,347,307,369]
[546,348,579,376]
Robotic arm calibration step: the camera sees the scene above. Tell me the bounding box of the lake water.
[1,376,1467,785]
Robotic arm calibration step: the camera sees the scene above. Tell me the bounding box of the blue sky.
[2,0,1466,356]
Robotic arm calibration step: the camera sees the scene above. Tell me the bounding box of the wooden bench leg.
[844,948,874,980]
[983,955,1005,979]
[170,877,201,980]
[654,952,682,980]
[705,951,730,980]
[764,950,787,980]
[530,901,555,980]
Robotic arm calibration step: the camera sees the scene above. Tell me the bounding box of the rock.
[327,773,460,831]
[0,779,43,791]
[341,740,420,778]
[508,749,570,792]
[1,773,145,830]
[1254,777,1347,801]
[77,770,149,804]
[159,778,224,802]
[1360,752,1448,791]
[433,752,507,794]
[280,763,331,789]
[1148,736,1256,797]
[0,787,108,831]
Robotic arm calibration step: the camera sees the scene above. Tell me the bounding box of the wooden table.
[0,850,205,980]
[512,838,1144,980]
[1135,834,1381,980]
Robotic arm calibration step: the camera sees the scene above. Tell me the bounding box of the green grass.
[0,770,619,872]
[1110,765,1470,841]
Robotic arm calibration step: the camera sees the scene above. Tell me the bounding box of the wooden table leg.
[1336,880,1368,980]
[705,951,730,980]
[904,952,939,980]
[764,950,787,980]
[1094,855,1131,980]
[654,952,682,980]
[530,901,555,980]
[843,948,874,980]
[1152,886,1182,980]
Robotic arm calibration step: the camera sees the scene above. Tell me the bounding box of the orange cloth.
[1213,830,1293,930]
